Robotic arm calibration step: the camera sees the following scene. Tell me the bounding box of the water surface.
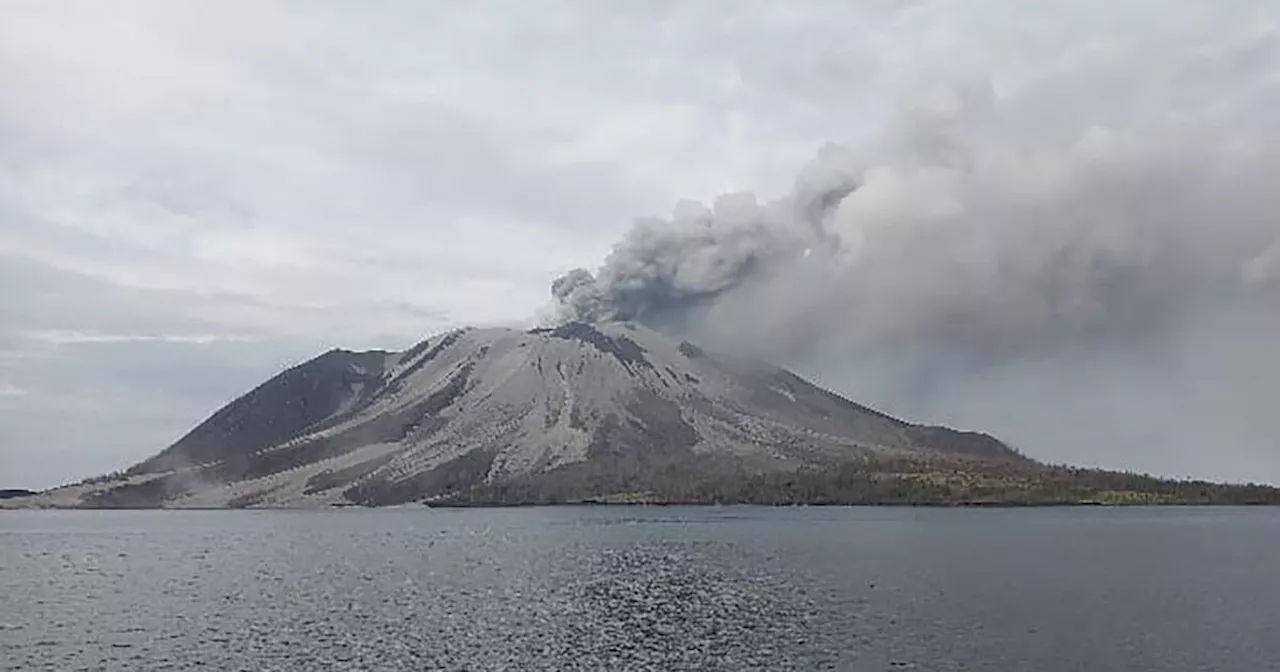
[2,506,1278,671]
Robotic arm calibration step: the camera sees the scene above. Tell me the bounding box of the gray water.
[2,507,1278,671]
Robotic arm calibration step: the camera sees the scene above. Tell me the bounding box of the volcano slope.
[15,322,1280,508]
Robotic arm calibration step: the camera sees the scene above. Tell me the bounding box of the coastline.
[5,498,1280,511]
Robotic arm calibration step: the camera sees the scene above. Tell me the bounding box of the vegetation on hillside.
[429,455,1280,507]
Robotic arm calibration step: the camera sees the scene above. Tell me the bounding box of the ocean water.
[2,506,1278,671]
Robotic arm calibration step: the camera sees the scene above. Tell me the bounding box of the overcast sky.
[3,1,1279,489]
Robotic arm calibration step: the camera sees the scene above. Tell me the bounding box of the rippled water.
[2,506,1278,671]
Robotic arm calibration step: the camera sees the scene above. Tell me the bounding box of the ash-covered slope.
[137,348,391,474]
[44,322,1022,508]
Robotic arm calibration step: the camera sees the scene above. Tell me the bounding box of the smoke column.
[548,20,1280,482]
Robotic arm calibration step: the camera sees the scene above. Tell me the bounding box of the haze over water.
[3,506,1278,671]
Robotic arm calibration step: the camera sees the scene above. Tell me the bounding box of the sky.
[3,1,1279,489]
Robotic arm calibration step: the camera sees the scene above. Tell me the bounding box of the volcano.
[18,321,1278,508]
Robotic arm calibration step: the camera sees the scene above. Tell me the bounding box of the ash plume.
[548,148,860,330]
[548,40,1280,482]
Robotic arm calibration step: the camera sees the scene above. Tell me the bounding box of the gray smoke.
[548,51,1280,482]
[552,122,1280,363]
[549,149,860,329]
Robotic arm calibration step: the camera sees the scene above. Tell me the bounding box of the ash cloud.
[548,154,857,329]
[549,35,1280,482]
[552,116,1280,365]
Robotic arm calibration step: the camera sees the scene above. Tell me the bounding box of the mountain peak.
[34,324,1026,508]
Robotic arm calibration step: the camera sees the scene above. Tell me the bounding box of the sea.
[2,506,1278,671]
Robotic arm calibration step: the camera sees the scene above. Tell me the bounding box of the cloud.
[23,331,259,345]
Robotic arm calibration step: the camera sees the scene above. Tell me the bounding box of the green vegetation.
[430,455,1280,507]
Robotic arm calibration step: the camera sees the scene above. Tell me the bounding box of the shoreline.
[5,499,1280,511]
